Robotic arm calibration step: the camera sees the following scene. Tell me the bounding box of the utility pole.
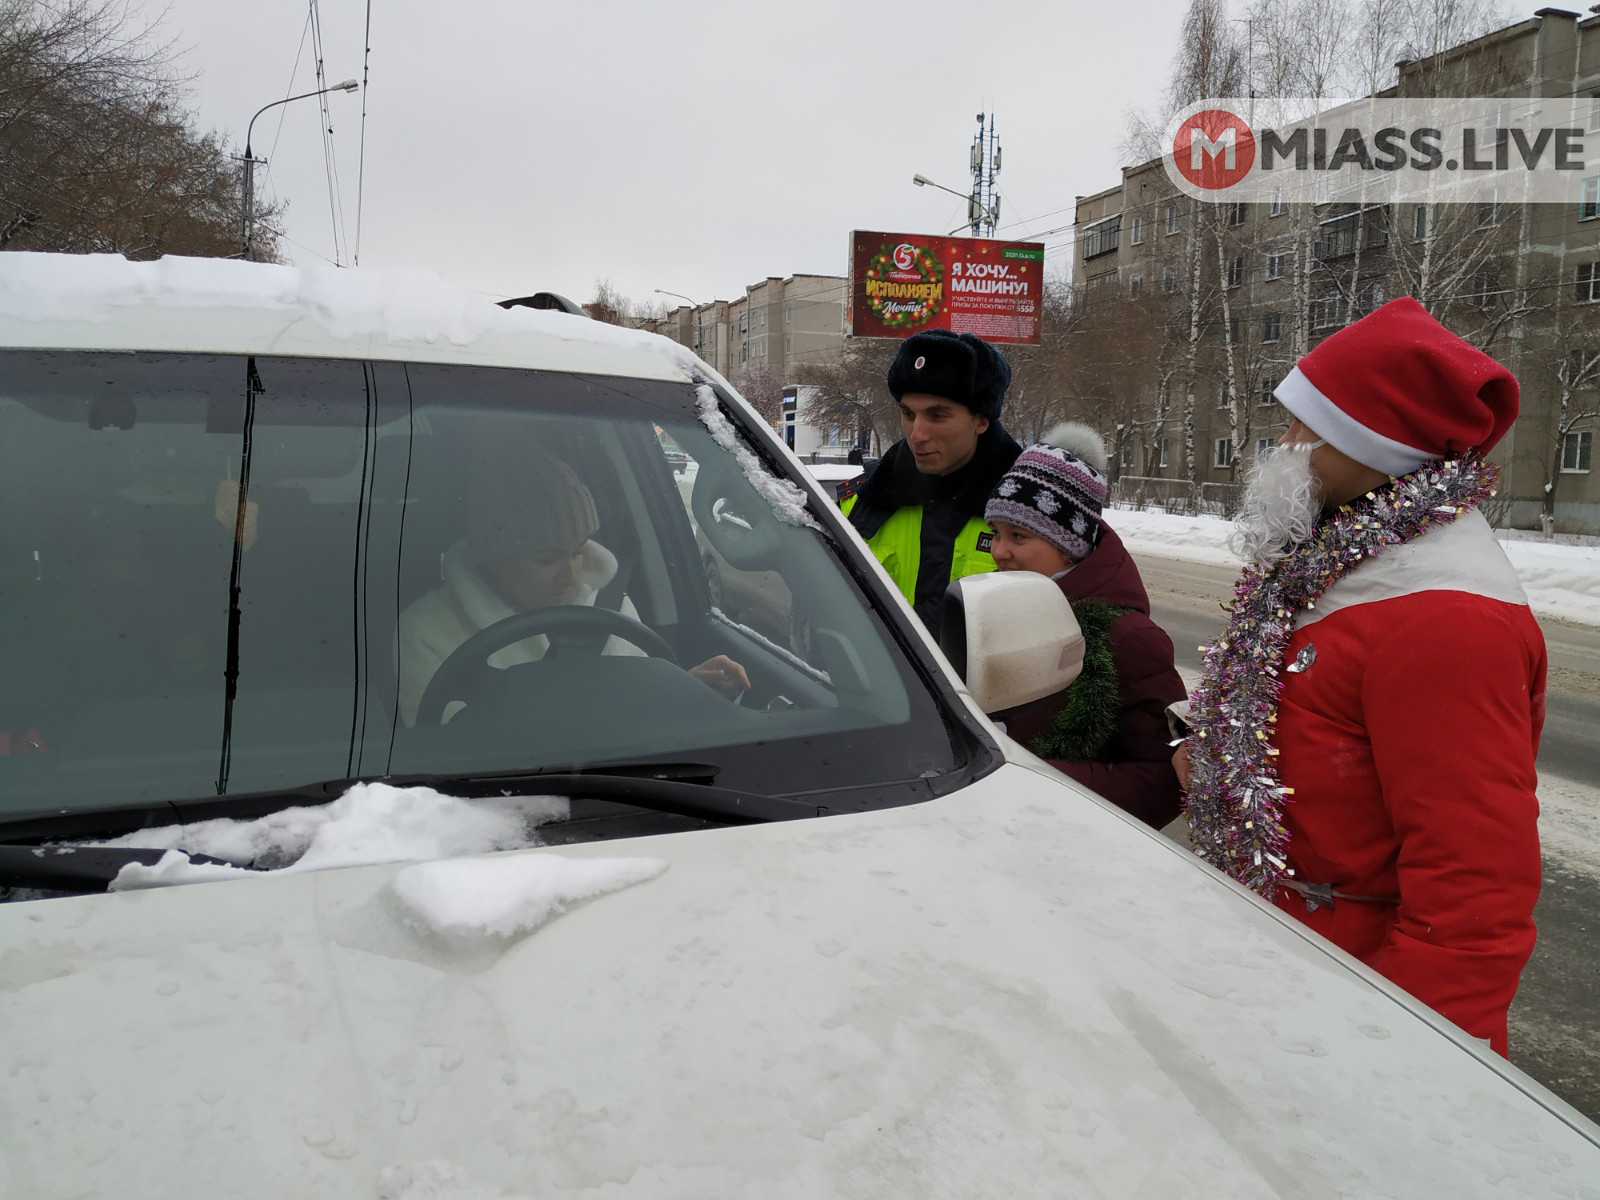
[239,80,358,261]
[969,113,1002,237]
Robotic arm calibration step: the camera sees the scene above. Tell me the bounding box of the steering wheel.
[415,605,679,726]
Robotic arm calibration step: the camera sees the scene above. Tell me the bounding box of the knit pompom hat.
[985,440,1108,563]
[466,447,599,566]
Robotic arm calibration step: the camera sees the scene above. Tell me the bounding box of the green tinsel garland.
[1026,598,1126,762]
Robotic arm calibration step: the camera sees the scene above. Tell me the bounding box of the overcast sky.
[139,0,1195,308]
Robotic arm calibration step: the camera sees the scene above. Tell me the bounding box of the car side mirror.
[939,572,1084,715]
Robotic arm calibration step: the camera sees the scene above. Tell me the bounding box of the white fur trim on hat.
[1273,365,1432,478]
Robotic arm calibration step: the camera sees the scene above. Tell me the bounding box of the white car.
[799,460,865,503]
[0,254,1596,1199]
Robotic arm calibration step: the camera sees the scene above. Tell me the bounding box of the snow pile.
[385,852,666,942]
[102,783,567,891]
[1495,537,1600,627]
[1110,504,1600,626]
[695,384,819,530]
[1110,507,1242,570]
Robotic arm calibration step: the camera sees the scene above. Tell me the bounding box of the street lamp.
[240,79,359,261]
[912,173,999,237]
[654,288,704,355]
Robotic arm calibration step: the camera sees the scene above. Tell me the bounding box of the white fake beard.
[1228,444,1323,566]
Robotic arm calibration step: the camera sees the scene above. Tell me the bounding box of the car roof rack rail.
[497,292,590,317]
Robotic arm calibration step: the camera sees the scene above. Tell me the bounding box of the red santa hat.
[1273,296,1519,477]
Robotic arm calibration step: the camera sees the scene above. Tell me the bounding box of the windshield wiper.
[388,769,821,826]
[0,844,249,894]
[0,763,820,849]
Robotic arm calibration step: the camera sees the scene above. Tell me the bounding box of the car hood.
[3,764,1597,1199]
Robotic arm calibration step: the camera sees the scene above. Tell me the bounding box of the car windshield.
[0,350,981,828]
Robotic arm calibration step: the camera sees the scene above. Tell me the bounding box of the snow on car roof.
[0,253,701,383]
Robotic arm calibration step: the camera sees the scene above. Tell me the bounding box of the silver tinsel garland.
[1183,455,1500,899]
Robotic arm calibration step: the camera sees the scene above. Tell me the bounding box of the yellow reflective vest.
[841,494,999,613]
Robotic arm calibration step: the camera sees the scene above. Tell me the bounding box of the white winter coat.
[396,538,645,726]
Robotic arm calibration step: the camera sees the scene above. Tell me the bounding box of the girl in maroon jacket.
[984,427,1187,828]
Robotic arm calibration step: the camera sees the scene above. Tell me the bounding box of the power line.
[354,0,373,266]
[266,10,313,168]
[308,0,347,266]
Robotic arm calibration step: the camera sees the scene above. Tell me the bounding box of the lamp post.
[654,288,704,357]
[240,79,359,261]
[912,172,999,237]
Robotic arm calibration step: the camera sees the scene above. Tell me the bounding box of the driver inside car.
[396,448,748,726]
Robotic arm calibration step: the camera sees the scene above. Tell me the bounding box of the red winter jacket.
[998,525,1188,828]
[1269,511,1545,1057]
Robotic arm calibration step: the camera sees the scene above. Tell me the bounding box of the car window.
[0,350,979,825]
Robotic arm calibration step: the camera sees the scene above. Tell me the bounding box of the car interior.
[0,349,959,826]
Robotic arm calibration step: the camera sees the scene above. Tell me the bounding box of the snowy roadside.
[1109,505,1600,629]
[1537,774,1600,881]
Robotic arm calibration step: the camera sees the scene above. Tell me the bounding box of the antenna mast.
[969,113,1001,237]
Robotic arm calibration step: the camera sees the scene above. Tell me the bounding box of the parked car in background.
[800,461,864,504]
[1,254,1597,1200]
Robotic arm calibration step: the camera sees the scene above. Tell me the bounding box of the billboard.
[847,230,1045,344]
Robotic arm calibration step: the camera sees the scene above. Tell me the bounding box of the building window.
[1316,211,1359,260]
[1256,437,1275,457]
[1590,92,1600,134]
[1226,256,1244,288]
[1082,215,1121,260]
[1413,204,1430,241]
[1265,250,1285,281]
[1310,292,1346,330]
[1367,281,1385,311]
[1213,437,1234,468]
[1261,311,1281,343]
[1562,430,1593,472]
[1130,215,1146,245]
[1270,190,1287,216]
[1227,201,1246,227]
[1129,271,1144,297]
[1161,265,1178,294]
[1119,440,1134,468]
[1578,262,1600,304]
[784,303,792,323]
[785,334,792,354]
[739,340,748,363]
[1227,315,1241,346]
[1217,382,1231,409]
[1477,188,1501,227]
[1154,440,1169,469]
[1363,205,1388,251]
[1259,378,1276,407]
[1165,203,1181,235]
[1580,177,1599,222]
[1566,347,1597,386]
[739,312,748,334]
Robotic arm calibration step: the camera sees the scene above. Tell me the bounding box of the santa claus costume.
[1184,297,1547,1058]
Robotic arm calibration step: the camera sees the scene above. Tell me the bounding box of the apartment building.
[657,273,846,385]
[1070,8,1600,533]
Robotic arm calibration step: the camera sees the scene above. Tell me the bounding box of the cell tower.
[969,113,1002,237]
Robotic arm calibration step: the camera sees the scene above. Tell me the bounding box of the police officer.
[842,329,1020,639]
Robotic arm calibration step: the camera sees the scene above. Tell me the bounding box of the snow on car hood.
[2,763,1597,1199]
